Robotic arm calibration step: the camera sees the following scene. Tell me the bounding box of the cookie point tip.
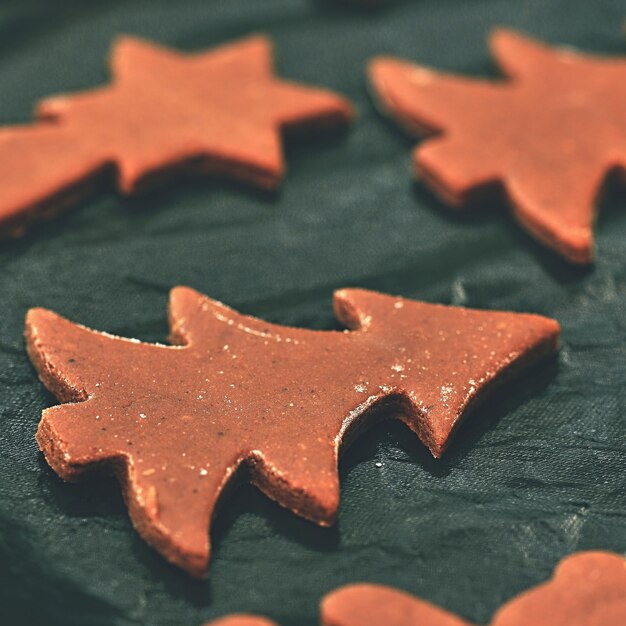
[25,306,58,328]
[489,26,515,41]
[111,33,153,56]
[240,32,274,57]
[367,56,398,82]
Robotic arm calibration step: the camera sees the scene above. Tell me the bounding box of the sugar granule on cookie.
[321,551,626,625]
[26,287,558,576]
[0,35,353,237]
[369,28,626,264]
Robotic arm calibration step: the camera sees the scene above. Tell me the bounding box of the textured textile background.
[0,1,625,625]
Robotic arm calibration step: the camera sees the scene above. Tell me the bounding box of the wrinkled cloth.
[0,1,624,625]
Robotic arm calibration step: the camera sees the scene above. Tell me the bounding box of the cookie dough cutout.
[27,287,558,576]
[322,552,626,625]
[0,35,353,236]
[369,29,626,264]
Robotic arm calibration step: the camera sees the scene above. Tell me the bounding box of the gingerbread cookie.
[27,288,558,576]
[369,29,626,264]
[324,584,467,626]
[0,35,353,236]
[321,552,626,625]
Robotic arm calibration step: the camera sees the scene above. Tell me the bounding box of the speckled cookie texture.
[369,28,626,264]
[26,287,558,576]
[321,552,626,626]
[0,35,353,236]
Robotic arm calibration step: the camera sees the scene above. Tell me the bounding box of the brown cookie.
[324,584,467,626]
[321,552,626,625]
[0,35,353,237]
[27,288,558,576]
[369,29,626,264]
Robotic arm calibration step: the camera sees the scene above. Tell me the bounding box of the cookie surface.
[26,287,558,577]
[321,552,626,625]
[0,35,353,236]
[369,29,626,264]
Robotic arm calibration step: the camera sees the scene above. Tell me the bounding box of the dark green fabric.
[0,1,625,625]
